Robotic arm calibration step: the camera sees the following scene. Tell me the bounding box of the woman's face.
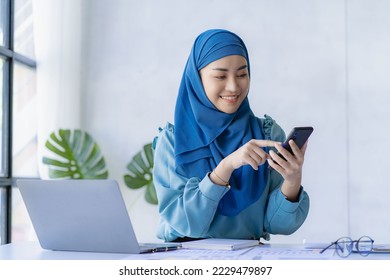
[199,55,249,114]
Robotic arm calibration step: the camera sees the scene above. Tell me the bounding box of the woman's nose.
[225,77,239,93]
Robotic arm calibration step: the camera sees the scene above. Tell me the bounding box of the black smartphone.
[274,126,314,161]
[282,126,314,154]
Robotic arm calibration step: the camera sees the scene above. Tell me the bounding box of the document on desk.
[248,246,334,260]
[125,247,260,260]
[180,238,260,251]
[123,244,334,260]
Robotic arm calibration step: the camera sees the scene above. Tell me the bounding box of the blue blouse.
[152,116,310,242]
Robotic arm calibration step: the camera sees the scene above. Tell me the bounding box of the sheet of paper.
[246,246,334,260]
[125,248,255,260]
[123,245,334,260]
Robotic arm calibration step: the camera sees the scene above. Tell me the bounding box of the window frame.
[0,0,36,245]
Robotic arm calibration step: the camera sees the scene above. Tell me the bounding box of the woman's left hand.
[267,140,308,201]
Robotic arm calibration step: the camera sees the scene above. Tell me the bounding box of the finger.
[289,140,308,159]
[300,141,308,154]
[289,140,301,157]
[269,149,288,168]
[246,156,261,170]
[247,152,263,169]
[250,145,270,162]
[248,149,270,169]
[267,158,284,174]
[252,139,281,148]
[274,142,294,163]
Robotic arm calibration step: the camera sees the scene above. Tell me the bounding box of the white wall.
[76,0,390,243]
[33,0,83,177]
[347,0,390,243]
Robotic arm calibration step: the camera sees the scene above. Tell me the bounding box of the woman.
[152,29,309,242]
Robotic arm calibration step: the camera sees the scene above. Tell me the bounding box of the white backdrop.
[36,0,390,244]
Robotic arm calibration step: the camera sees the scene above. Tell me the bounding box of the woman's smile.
[220,95,240,102]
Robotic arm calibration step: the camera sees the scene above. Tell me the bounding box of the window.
[0,0,36,245]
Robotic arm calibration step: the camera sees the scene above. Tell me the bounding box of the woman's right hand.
[210,139,279,186]
[225,139,279,171]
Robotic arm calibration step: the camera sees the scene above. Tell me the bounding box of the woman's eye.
[238,73,248,78]
[215,76,226,80]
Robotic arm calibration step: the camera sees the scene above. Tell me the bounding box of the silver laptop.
[16,179,180,254]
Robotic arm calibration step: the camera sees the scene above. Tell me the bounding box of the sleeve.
[152,123,229,240]
[262,117,310,235]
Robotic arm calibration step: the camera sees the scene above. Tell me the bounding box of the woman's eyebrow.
[212,65,248,72]
[237,65,248,71]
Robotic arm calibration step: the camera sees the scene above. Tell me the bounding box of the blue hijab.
[174,29,268,216]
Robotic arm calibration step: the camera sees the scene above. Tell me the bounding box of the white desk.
[0,241,130,260]
[1,241,390,260]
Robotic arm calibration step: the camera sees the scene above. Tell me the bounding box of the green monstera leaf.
[42,129,108,179]
[124,143,157,205]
